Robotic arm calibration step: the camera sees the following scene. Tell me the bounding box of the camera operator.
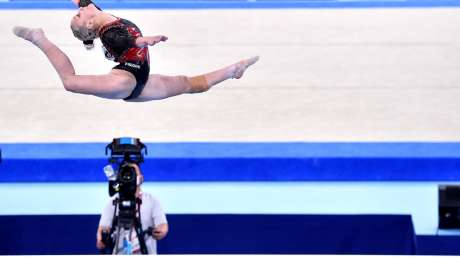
[96,163,168,254]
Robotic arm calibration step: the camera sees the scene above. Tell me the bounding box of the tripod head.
[105,137,147,165]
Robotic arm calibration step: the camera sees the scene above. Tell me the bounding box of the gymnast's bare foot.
[231,56,259,79]
[13,26,46,45]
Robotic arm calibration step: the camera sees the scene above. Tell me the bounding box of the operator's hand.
[96,239,106,250]
[135,35,168,48]
[152,224,168,240]
[96,226,111,249]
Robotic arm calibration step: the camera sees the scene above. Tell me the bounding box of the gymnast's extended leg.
[12,26,136,99]
[130,56,259,102]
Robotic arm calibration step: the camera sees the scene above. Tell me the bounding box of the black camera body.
[105,138,147,229]
[116,164,139,229]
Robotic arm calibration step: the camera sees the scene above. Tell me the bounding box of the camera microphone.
[104,165,116,181]
[104,165,119,197]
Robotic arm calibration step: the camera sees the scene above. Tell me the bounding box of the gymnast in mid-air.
[13,0,259,101]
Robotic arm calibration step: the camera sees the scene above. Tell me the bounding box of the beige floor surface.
[0,8,459,142]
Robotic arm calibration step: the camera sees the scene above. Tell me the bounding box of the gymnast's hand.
[135,35,168,48]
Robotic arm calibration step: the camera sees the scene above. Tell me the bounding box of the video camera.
[104,137,147,229]
[105,137,147,196]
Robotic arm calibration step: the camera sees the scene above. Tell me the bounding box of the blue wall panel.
[0,214,418,255]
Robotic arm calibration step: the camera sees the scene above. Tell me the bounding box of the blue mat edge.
[1,142,460,182]
[2,142,460,158]
[1,0,460,9]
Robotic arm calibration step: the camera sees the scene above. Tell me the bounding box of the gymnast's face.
[71,4,98,31]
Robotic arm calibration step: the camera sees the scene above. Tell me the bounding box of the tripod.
[102,197,151,254]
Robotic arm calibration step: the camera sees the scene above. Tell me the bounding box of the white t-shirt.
[99,192,167,254]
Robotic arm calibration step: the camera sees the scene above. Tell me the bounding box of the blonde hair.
[70,23,97,41]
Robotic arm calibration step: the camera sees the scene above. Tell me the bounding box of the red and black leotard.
[98,18,150,100]
[79,0,150,100]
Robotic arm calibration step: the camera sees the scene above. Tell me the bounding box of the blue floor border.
[1,142,460,182]
[1,0,460,9]
[3,142,460,158]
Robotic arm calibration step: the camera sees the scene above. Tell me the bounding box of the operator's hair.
[71,23,97,41]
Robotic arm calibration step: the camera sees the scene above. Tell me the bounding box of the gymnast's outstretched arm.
[134,35,168,47]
